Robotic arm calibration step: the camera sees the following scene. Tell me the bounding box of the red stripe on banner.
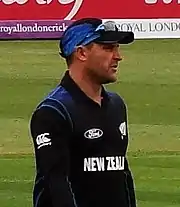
[0,0,180,20]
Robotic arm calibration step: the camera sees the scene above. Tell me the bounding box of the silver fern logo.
[119,122,126,140]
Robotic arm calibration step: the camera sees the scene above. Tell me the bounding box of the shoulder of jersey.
[107,91,125,105]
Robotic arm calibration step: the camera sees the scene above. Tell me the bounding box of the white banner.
[103,19,180,39]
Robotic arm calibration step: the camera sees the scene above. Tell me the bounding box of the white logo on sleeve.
[36,133,51,149]
[119,122,126,140]
[84,128,103,139]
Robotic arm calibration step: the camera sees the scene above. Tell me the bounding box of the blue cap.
[59,18,134,58]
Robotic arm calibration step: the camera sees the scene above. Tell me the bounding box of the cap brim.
[94,31,134,44]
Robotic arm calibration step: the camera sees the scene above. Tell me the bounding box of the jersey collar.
[60,70,110,107]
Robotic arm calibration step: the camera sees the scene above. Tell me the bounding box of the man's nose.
[114,50,123,61]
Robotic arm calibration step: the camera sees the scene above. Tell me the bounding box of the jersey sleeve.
[30,105,77,207]
[113,93,137,207]
[122,99,137,207]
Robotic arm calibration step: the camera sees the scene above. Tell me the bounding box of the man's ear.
[75,46,88,62]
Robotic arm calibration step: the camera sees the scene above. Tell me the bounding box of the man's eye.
[103,45,114,50]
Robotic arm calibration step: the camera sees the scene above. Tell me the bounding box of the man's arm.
[123,102,137,207]
[30,106,76,207]
[124,158,137,207]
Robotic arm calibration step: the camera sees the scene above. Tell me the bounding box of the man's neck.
[69,70,102,105]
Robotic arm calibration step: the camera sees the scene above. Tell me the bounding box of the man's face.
[85,42,122,84]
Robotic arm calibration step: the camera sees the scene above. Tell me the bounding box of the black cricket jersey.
[30,71,136,207]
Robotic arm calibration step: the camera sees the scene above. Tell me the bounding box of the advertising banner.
[0,20,71,39]
[103,19,180,39]
[0,0,180,39]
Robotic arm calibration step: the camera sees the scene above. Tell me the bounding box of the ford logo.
[84,128,103,139]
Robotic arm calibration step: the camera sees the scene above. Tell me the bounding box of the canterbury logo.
[36,133,51,149]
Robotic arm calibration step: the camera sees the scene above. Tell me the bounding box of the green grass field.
[0,39,180,207]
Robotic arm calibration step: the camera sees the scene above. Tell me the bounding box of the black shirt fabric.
[30,71,136,207]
